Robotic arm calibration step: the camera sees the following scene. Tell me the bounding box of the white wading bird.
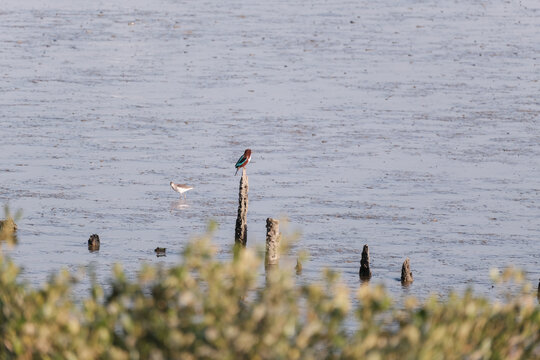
[170,182,193,199]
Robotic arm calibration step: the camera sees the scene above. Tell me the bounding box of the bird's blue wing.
[235,155,247,168]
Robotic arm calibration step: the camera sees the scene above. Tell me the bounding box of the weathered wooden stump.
[234,169,249,246]
[401,257,414,285]
[154,247,166,257]
[265,218,280,265]
[88,234,100,251]
[359,244,372,280]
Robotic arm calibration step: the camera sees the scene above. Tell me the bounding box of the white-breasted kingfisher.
[235,149,251,175]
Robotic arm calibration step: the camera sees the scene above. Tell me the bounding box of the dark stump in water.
[234,169,249,247]
[401,257,414,285]
[88,234,100,251]
[265,218,280,266]
[359,244,372,280]
[155,247,166,257]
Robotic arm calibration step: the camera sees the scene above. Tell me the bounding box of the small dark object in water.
[359,244,372,280]
[537,279,539,302]
[155,247,166,256]
[88,234,100,251]
[401,257,414,285]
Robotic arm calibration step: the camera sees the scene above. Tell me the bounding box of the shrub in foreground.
[0,222,538,359]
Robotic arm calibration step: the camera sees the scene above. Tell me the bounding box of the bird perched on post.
[170,182,193,199]
[235,149,252,175]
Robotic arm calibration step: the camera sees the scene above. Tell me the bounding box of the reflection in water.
[360,278,370,286]
[170,200,190,212]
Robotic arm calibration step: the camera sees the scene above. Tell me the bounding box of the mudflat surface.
[1,0,539,300]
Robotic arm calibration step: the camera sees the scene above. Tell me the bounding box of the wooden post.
[265,218,280,265]
[401,257,413,285]
[234,169,249,246]
[359,244,372,280]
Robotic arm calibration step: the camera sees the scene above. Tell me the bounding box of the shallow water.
[1,0,539,301]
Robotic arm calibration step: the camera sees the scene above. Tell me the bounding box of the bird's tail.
[235,167,239,176]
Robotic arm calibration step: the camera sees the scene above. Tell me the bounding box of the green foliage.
[0,227,538,359]
[0,205,21,247]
